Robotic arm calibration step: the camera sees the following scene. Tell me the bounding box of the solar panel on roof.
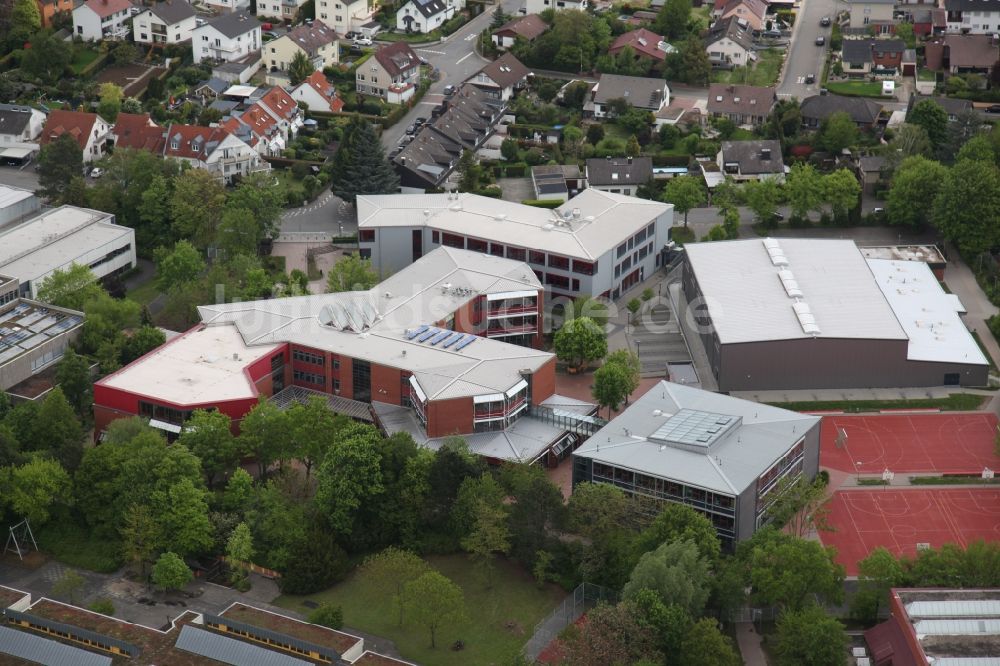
[47,316,82,335]
[429,330,451,345]
[417,328,438,342]
[442,332,464,348]
[455,335,477,351]
[406,325,429,340]
[175,625,312,666]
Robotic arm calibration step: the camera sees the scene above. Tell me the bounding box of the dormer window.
[171,140,179,149]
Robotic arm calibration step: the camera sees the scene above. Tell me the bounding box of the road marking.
[463,32,477,41]
[418,49,446,55]
[456,51,474,64]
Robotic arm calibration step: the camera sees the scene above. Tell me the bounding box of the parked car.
[761,29,781,39]
[261,22,273,30]
[353,36,373,46]
[415,116,428,125]
[90,167,103,178]
[820,16,831,26]
[443,84,456,96]
[986,104,1000,114]
[405,124,417,135]
[815,36,825,46]
[805,73,816,84]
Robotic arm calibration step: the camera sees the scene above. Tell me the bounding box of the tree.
[226,522,255,583]
[460,500,510,588]
[774,605,848,666]
[748,530,845,610]
[587,123,605,145]
[289,50,315,86]
[20,31,71,84]
[592,361,632,417]
[238,400,291,479]
[170,169,228,249]
[569,296,610,328]
[635,502,721,562]
[176,409,238,488]
[908,99,949,149]
[743,178,780,225]
[886,155,947,228]
[818,111,858,153]
[404,571,466,648]
[767,476,831,538]
[121,326,166,365]
[500,138,519,161]
[823,168,861,221]
[681,618,741,666]
[786,163,822,221]
[37,134,83,202]
[887,124,932,167]
[562,125,585,159]
[279,527,351,594]
[567,482,628,540]
[331,116,399,202]
[501,463,564,569]
[605,349,640,402]
[36,388,84,470]
[151,552,192,593]
[314,423,384,534]
[112,41,137,65]
[457,149,482,192]
[97,83,123,123]
[151,478,213,557]
[327,253,378,293]
[138,175,175,248]
[553,316,607,370]
[894,21,915,48]
[217,207,260,258]
[623,539,711,618]
[56,348,91,417]
[308,604,343,629]
[664,37,711,85]
[956,134,996,164]
[561,601,663,666]
[765,99,802,143]
[943,109,988,163]
[226,172,286,245]
[5,458,72,525]
[851,547,904,622]
[288,396,344,479]
[9,0,41,44]
[656,0,692,39]
[360,547,431,626]
[36,264,103,310]
[120,503,159,580]
[51,570,86,604]
[932,157,1000,254]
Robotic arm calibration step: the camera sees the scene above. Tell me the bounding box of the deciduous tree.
[237,400,291,479]
[326,253,378,293]
[886,155,947,228]
[743,177,781,226]
[851,547,904,622]
[774,605,849,666]
[151,551,192,593]
[5,458,72,525]
[360,547,431,626]
[561,601,663,666]
[553,316,607,370]
[226,522,255,583]
[786,163,822,220]
[680,617,742,666]
[623,539,711,618]
[933,157,1000,254]
[635,502,721,562]
[176,409,238,488]
[10,0,41,43]
[170,168,228,249]
[908,99,949,149]
[822,168,861,221]
[460,500,510,588]
[314,422,384,534]
[289,50,315,86]
[404,571,466,648]
[120,503,159,579]
[662,176,704,228]
[37,133,83,202]
[151,478,213,557]
[818,111,858,153]
[592,361,632,417]
[56,348,91,417]
[747,529,845,610]
[21,31,71,84]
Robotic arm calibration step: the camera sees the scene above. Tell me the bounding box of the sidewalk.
[942,244,1000,371]
[736,622,769,666]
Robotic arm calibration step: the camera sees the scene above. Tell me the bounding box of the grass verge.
[857,478,888,486]
[824,81,884,97]
[971,330,998,373]
[126,279,161,308]
[910,475,1000,485]
[274,554,564,666]
[36,519,123,573]
[767,393,986,413]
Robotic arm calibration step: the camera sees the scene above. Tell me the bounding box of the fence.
[521,582,619,661]
[727,606,779,624]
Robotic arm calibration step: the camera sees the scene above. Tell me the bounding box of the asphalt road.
[777,0,840,99]
[0,165,41,192]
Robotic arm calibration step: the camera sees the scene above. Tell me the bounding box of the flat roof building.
[358,189,674,301]
[95,247,595,464]
[572,380,820,548]
[682,238,988,391]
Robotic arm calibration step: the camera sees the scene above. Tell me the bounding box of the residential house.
[193,77,230,102]
[800,94,884,128]
[112,112,165,152]
[530,164,586,202]
[906,7,947,37]
[0,105,46,143]
[72,0,134,41]
[396,0,454,34]
[847,0,895,33]
[394,84,503,191]
[714,0,766,32]
[133,0,197,46]
[707,84,775,126]
[492,13,547,49]
[471,52,529,102]
[357,42,422,103]
[587,74,670,119]
[925,34,999,76]
[192,11,261,65]
[717,140,784,182]
[39,110,112,163]
[36,0,75,28]
[856,155,886,194]
[257,0,307,22]
[945,0,1000,34]
[257,86,303,140]
[317,0,374,35]
[162,124,268,183]
[608,28,669,63]
[291,71,345,113]
[202,0,249,13]
[212,51,262,83]
[585,156,653,196]
[222,107,284,155]
[704,16,754,66]
[908,93,973,121]
[524,0,586,12]
[265,23,339,81]
[840,38,906,77]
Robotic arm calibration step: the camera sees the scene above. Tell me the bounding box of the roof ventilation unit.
[792,301,821,336]
[778,268,802,298]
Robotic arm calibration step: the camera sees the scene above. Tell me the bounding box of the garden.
[711,49,784,87]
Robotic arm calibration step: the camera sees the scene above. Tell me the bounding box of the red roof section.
[259,86,297,122]
[40,110,100,149]
[301,71,344,113]
[82,0,133,18]
[609,28,667,60]
[240,103,280,137]
[113,113,165,152]
[162,124,230,160]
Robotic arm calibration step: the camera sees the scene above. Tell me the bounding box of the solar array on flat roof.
[455,335,477,351]
[175,625,311,666]
[649,408,739,448]
[429,330,451,345]
[0,625,111,666]
[204,613,340,662]
[442,332,464,348]
[405,325,429,340]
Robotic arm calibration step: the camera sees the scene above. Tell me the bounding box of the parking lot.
[0,164,40,192]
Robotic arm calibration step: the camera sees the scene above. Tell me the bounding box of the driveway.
[0,164,41,192]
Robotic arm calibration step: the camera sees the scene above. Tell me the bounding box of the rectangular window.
[616,242,627,258]
[352,359,371,402]
[432,230,440,244]
[333,378,341,391]
[292,349,324,365]
[547,254,569,270]
[466,237,487,253]
[529,250,545,265]
[442,232,463,248]
[333,358,340,369]
[506,247,526,261]
[293,370,325,385]
[572,260,595,275]
[359,229,375,243]
[572,278,580,292]
[546,273,570,289]
[489,243,504,257]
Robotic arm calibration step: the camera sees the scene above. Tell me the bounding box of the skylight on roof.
[649,408,741,450]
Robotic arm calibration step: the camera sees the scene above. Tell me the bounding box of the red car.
[261,22,273,30]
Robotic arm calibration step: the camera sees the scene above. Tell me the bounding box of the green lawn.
[126,279,161,309]
[918,67,937,82]
[70,46,101,75]
[691,5,713,31]
[824,80,884,97]
[910,475,1000,485]
[766,393,986,413]
[274,554,565,665]
[711,49,784,86]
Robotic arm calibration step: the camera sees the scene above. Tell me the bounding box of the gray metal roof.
[0,625,112,666]
[175,625,311,666]
[573,381,819,495]
[592,74,667,110]
[199,11,259,38]
[907,601,1000,619]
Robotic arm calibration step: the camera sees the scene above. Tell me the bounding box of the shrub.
[88,598,115,616]
[291,162,311,179]
[308,603,344,629]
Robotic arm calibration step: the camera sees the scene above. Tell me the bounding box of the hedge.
[77,50,111,77]
[521,199,563,208]
[492,162,530,178]
[441,13,469,36]
[473,186,502,198]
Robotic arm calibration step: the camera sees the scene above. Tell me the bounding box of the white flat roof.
[357,189,672,261]
[223,84,258,97]
[100,324,282,405]
[0,206,129,282]
[0,184,35,210]
[684,238,907,344]
[868,259,987,366]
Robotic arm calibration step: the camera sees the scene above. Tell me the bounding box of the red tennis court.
[820,489,1000,575]
[820,413,999,475]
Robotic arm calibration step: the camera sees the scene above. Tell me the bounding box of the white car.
[89,167,103,178]
[353,36,373,47]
